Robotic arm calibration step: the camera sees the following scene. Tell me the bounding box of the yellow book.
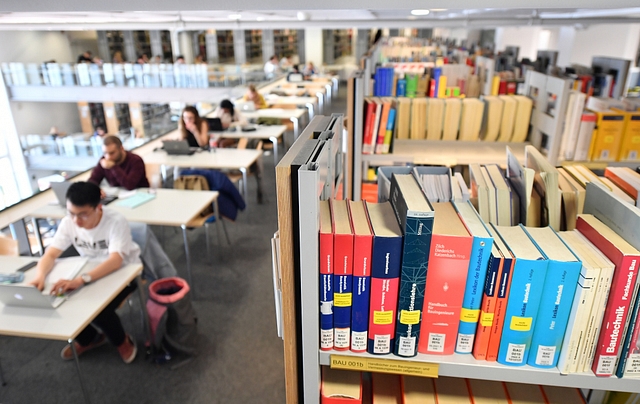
[426,98,445,140]
[433,377,471,404]
[491,75,500,96]
[442,98,462,141]
[512,95,533,142]
[402,376,436,404]
[481,96,504,142]
[410,98,428,140]
[612,108,640,162]
[396,98,412,140]
[466,379,509,404]
[587,109,625,162]
[459,98,485,141]
[498,95,517,142]
[438,76,448,98]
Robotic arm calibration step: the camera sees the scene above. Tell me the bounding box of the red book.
[486,239,515,362]
[498,80,507,95]
[506,81,517,95]
[429,79,437,98]
[332,200,354,350]
[576,214,640,376]
[417,203,473,355]
[362,99,377,155]
[319,200,334,351]
[604,167,640,200]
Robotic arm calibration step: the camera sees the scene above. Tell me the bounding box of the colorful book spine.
[396,79,406,97]
[455,228,493,353]
[362,100,377,155]
[486,251,514,362]
[382,108,396,155]
[432,68,442,98]
[472,247,505,360]
[332,200,354,351]
[319,200,334,350]
[348,200,373,353]
[617,289,640,377]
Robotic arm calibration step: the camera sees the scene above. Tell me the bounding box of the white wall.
[67,31,99,62]
[566,23,640,67]
[305,28,323,66]
[556,26,576,68]
[10,102,82,135]
[494,26,542,61]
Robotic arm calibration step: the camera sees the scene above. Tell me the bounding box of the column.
[305,28,323,66]
[170,29,181,60]
[297,30,306,64]
[205,32,219,63]
[322,30,334,65]
[356,29,370,60]
[123,31,137,62]
[233,30,247,64]
[149,30,163,59]
[262,29,275,64]
[97,31,111,62]
[179,31,194,63]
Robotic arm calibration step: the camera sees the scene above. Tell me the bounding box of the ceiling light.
[430,9,447,12]
[297,11,309,21]
[411,9,430,16]
[256,17,265,21]
[228,14,241,20]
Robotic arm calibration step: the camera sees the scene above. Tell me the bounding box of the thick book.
[618,285,640,377]
[524,226,582,368]
[319,200,334,350]
[466,379,509,404]
[401,376,436,404]
[503,383,546,404]
[417,202,473,355]
[372,373,402,404]
[469,163,490,223]
[348,200,373,353]
[454,201,494,354]
[389,174,435,357]
[366,201,403,355]
[494,225,549,366]
[539,385,586,404]
[471,229,508,361]
[576,214,640,376]
[331,199,354,350]
[433,377,472,404]
[362,98,377,155]
[321,367,362,404]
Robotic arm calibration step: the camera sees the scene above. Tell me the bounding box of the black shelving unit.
[245,30,263,64]
[217,30,235,63]
[274,29,298,59]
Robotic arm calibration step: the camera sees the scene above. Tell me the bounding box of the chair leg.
[221,218,231,245]
[204,223,212,263]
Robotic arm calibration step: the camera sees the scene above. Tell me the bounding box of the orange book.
[372,373,402,404]
[433,377,472,404]
[485,225,515,362]
[604,166,640,200]
[375,99,392,154]
[401,376,436,404]
[417,203,473,355]
[362,98,380,155]
[466,379,510,404]
[503,382,547,404]
[612,108,640,161]
[321,367,363,404]
[588,110,624,161]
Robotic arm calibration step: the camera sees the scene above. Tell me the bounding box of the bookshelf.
[216,30,235,64]
[273,29,298,60]
[105,30,125,62]
[245,30,263,64]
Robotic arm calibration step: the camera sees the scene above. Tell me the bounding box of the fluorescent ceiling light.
[411,9,430,16]
[256,17,265,21]
[228,14,241,20]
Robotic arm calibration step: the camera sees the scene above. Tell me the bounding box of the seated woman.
[211,100,248,148]
[179,106,209,148]
[242,84,268,109]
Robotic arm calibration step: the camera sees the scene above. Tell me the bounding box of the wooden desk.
[265,96,319,119]
[143,148,261,199]
[211,125,287,164]
[0,256,143,403]
[29,189,219,289]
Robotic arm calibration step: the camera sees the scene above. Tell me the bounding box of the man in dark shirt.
[89,135,149,190]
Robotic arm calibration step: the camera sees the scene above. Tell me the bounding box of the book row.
[319,172,640,377]
[321,368,585,404]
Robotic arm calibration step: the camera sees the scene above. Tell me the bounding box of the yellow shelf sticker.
[460,308,480,322]
[510,316,533,331]
[330,355,439,378]
[399,310,421,325]
[480,312,494,327]
[373,310,394,325]
[334,293,352,307]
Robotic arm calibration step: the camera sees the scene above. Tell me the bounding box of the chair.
[0,236,19,256]
[226,138,264,203]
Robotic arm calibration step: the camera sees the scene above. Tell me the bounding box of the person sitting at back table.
[89,135,149,191]
[287,64,303,82]
[29,182,140,364]
[242,84,267,109]
[93,126,107,138]
[180,106,209,148]
[303,61,317,78]
[212,99,247,130]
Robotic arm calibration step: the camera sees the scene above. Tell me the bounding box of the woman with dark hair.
[212,99,247,130]
[179,106,209,148]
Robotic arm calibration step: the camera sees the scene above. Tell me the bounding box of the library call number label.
[330,355,439,378]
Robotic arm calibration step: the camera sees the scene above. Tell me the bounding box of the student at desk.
[179,106,209,148]
[88,135,149,190]
[29,182,140,364]
[242,84,267,109]
[211,100,248,148]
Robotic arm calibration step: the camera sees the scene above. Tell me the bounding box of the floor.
[0,86,346,404]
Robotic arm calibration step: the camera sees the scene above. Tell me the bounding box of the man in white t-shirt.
[30,181,141,364]
[264,55,280,79]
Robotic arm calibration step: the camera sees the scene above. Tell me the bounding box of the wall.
[67,31,99,62]
[565,23,640,67]
[10,102,82,135]
[305,28,323,66]
[494,26,542,61]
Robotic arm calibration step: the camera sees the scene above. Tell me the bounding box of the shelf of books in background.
[316,160,640,404]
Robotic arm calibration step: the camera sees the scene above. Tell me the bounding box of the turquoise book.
[388,173,434,357]
[454,201,494,354]
[494,225,549,366]
[524,226,582,368]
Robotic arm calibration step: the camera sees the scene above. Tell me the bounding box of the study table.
[210,125,287,164]
[0,256,143,404]
[29,188,219,289]
[265,95,319,119]
[242,108,306,140]
[143,148,262,199]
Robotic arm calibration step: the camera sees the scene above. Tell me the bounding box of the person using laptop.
[29,182,140,364]
[88,135,149,190]
[179,106,209,148]
[210,100,248,148]
[242,84,267,109]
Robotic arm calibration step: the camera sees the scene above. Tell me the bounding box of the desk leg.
[240,168,248,200]
[269,136,278,164]
[69,339,92,404]
[31,217,44,256]
[325,84,332,105]
[305,103,314,120]
[332,77,339,94]
[136,275,151,348]
[290,117,299,141]
[316,92,324,115]
[180,224,195,298]
[0,357,6,386]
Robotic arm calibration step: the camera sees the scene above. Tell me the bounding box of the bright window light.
[411,9,430,16]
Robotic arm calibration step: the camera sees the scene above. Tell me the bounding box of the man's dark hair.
[66,182,101,208]
[102,135,123,148]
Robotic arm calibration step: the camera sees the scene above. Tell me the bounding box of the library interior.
[2,0,640,403]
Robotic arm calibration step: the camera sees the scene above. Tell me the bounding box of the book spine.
[393,214,434,357]
[527,260,582,368]
[432,68,442,98]
[486,257,515,362]
[456,235,493,354]
[618,114,640,161]
[417,234,473,355]
[368,235,403,355]
[496,258,548,366]
[333,274,352,350]
[604,167,639,200]
[351,232,372,353]
[472,254,503,360]
[437,76,447,99]
[580,266,614,372]
[618,285,640,377]
[362,102,376,155]
[319,231,334,351]
[382,108,396,154]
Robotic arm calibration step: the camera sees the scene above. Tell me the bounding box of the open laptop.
[206,117,224,132]
[0,284,67,309]
[51,181,117,206]
[163,140,197,155]
[235,101,256,112]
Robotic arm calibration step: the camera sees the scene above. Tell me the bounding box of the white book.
[480,166,498,225]
[455,173,470,202]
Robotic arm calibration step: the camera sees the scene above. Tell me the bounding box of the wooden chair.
[0,236,19,256]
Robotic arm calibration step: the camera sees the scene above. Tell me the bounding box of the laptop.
[51,181,118,206]
[235,101,256,112]
[206,117,224,132]
[0,284,67,309]
[163,140,197,156]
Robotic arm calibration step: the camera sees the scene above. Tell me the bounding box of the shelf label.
[330,355,439,378]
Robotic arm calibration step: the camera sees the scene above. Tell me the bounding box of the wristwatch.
[81,273,92,285]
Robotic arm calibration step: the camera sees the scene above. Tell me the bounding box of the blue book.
[319,200,334,350]
[432,67,442,98]
[386,68,395,96]
[494,225,549,366]
[454,201,494,354]
[524,227,582,368]
[616,287,640,377]
[388,174,434,357]
[374,67,381,96]
[396,79,406,97]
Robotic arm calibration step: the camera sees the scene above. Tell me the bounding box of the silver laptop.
[235,101,256,112]
[51,181,72,207]
[163,140,196,155]
[0,284,66,309]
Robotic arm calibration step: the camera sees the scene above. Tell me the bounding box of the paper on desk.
[117,189,138,199]
[46,257,88,285]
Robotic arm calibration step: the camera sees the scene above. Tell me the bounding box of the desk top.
[143,148,261,170]
[243,108,306,120]
[265,96,318,105]
[212,125,287,140]
[272,88,307,96]
[30,188,219,227]
[0,256,142,341]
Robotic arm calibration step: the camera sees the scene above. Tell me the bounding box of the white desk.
[265,96,319,119]
[144,148,261,199]
[212,125,287,164]
[0,256,143,403]
[29,189,219,289]
[281,81,332,105]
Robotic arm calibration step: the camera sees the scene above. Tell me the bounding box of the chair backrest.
[174,175,210,191]
[0,236,19,256]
